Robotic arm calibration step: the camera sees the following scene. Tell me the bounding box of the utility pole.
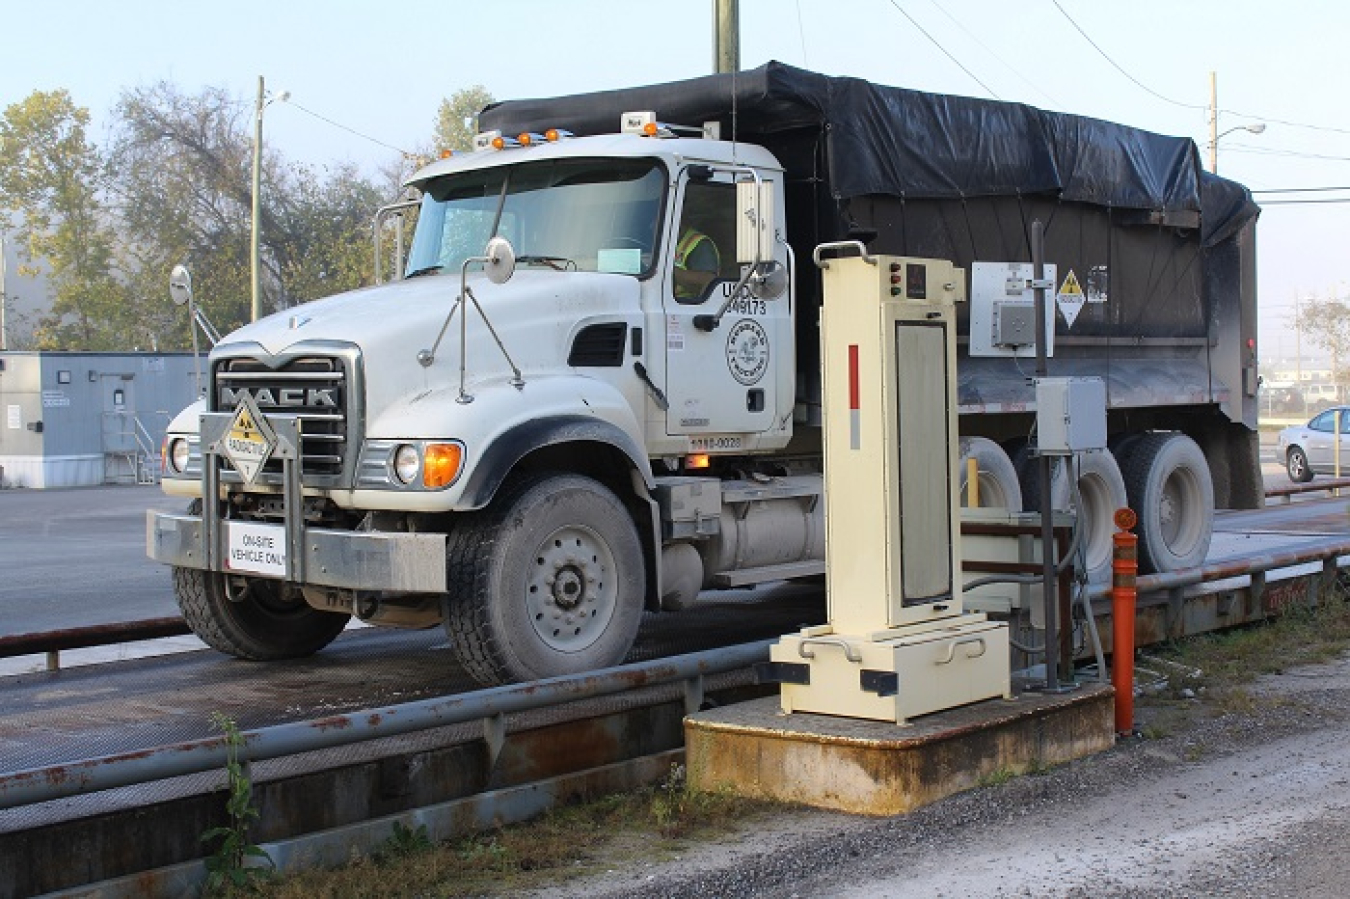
[251,75,265,323]
[1208,71,1218,174]
[714,0,739,74]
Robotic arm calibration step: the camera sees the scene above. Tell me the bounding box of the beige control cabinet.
[771,252,1011,724]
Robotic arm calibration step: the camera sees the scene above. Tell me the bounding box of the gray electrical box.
[993,302,1036,348]
[1035,377,1106,454]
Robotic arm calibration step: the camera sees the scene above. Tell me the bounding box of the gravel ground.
[527,654,1350,898]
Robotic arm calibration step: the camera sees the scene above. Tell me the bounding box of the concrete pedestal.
[685,683,1114,816]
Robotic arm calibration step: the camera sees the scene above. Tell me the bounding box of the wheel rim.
[1077,472,1112,571]
[1158,468,1202,554]
[526,524,618,652]
[1290,452,1306,478]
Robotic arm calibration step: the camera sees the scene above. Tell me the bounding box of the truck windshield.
[406,158,665,279]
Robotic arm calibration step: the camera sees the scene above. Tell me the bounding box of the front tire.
[173,568,350,660]
[1286,447,1314,483]
[444,472,646,686]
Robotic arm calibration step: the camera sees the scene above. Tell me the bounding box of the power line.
[884,0,1000,100]
[1050,0,1206,111]
[928,0,1061,107]
[1258,197,1350,206]
[1252,186,1350,195]
[286,100,415,159]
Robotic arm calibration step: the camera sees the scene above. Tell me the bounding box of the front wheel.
[1286,447,1314,483]
[444,472,646,686]
[173,568,350,660]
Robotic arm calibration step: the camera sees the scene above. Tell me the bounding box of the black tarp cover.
[479,61,1257,247]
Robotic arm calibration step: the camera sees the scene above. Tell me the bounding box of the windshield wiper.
[516,255,576,271]
[404,265,443,280]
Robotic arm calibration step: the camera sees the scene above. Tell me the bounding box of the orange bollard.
[1111,507,1139,737]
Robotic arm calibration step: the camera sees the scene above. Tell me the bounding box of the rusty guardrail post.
[1112,507,1139,737]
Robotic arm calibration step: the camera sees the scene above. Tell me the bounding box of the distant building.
[0,351,202,488]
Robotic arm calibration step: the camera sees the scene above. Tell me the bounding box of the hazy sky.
[3,0,1347,359]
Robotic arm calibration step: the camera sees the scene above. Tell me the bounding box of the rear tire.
[444,472,646,686]
[173,567,350,660]
[1118,433,1214,573]
[1286,446,1313,483]
[958,437,1022,511]
[1071,450,1130,582]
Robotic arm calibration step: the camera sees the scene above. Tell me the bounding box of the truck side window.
[673,180,737,304]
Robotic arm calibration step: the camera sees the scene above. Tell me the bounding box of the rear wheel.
[1118,433,1214,573]
[1286,446,1313,483]
[958,437,1022,511]
[173,567,350,660]
[445,472,646,686]
[1071,450,1129,582]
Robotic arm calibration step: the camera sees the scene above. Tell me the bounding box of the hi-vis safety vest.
[674,228,719,271]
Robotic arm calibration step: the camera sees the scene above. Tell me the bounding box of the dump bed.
[482,62,1262,505]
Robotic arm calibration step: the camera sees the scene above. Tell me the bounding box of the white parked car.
[1277,406,1350,482]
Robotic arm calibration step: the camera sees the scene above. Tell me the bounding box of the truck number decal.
[689,435,744,451]
[725,297,767,316]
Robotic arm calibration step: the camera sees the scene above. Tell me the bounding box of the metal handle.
[797,636,862,663]
[935,636,987,665]
[812,240,876,270]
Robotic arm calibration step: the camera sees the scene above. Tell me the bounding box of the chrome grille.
[214,356,348,478]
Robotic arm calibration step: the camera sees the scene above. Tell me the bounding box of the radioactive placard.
[1057,269,1086,328]
[221,393,276,485]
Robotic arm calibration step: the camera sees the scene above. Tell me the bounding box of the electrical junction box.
[1035,377,1106,454]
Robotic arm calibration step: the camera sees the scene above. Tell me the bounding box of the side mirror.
[169,264,193,307]
[483,236,516,285]
[735,179,775,265]
[747,260,789,300]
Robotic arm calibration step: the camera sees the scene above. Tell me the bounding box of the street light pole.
[1207,71,1266,174]
[250,76,289,323]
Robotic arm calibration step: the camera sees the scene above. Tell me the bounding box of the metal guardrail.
[0,617,190,671]
[0,639,773,811]
[1264,477,1350,502]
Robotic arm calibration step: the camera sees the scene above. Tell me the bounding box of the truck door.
[662,172,787,444]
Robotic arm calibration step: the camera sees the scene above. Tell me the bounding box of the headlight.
[168,437,190,474]
[393,444,421,484]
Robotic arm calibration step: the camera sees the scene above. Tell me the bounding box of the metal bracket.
[755,661,811,686]
[860,669,899,697]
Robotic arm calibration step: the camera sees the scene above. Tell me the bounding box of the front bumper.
[147,511,447,594]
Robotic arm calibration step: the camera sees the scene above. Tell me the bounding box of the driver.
[673,226,720,299]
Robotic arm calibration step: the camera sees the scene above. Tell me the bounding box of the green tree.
[0,90,129,349]
[1296,294,1350,393]
[432,85,494,155]
[111,82,385,335]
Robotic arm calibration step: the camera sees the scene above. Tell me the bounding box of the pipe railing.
[0,640,773,811]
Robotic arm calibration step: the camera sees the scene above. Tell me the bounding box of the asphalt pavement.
[0,485,183,637]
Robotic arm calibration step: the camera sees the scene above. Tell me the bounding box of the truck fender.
[456,414,654,509]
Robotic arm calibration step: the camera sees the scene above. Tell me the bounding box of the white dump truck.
[149,63,1261,685]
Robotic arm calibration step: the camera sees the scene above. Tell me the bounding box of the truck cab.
[151,113,803,685]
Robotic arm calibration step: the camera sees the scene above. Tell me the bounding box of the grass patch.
[1135,585,1350,729]
[250,764,779,898]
